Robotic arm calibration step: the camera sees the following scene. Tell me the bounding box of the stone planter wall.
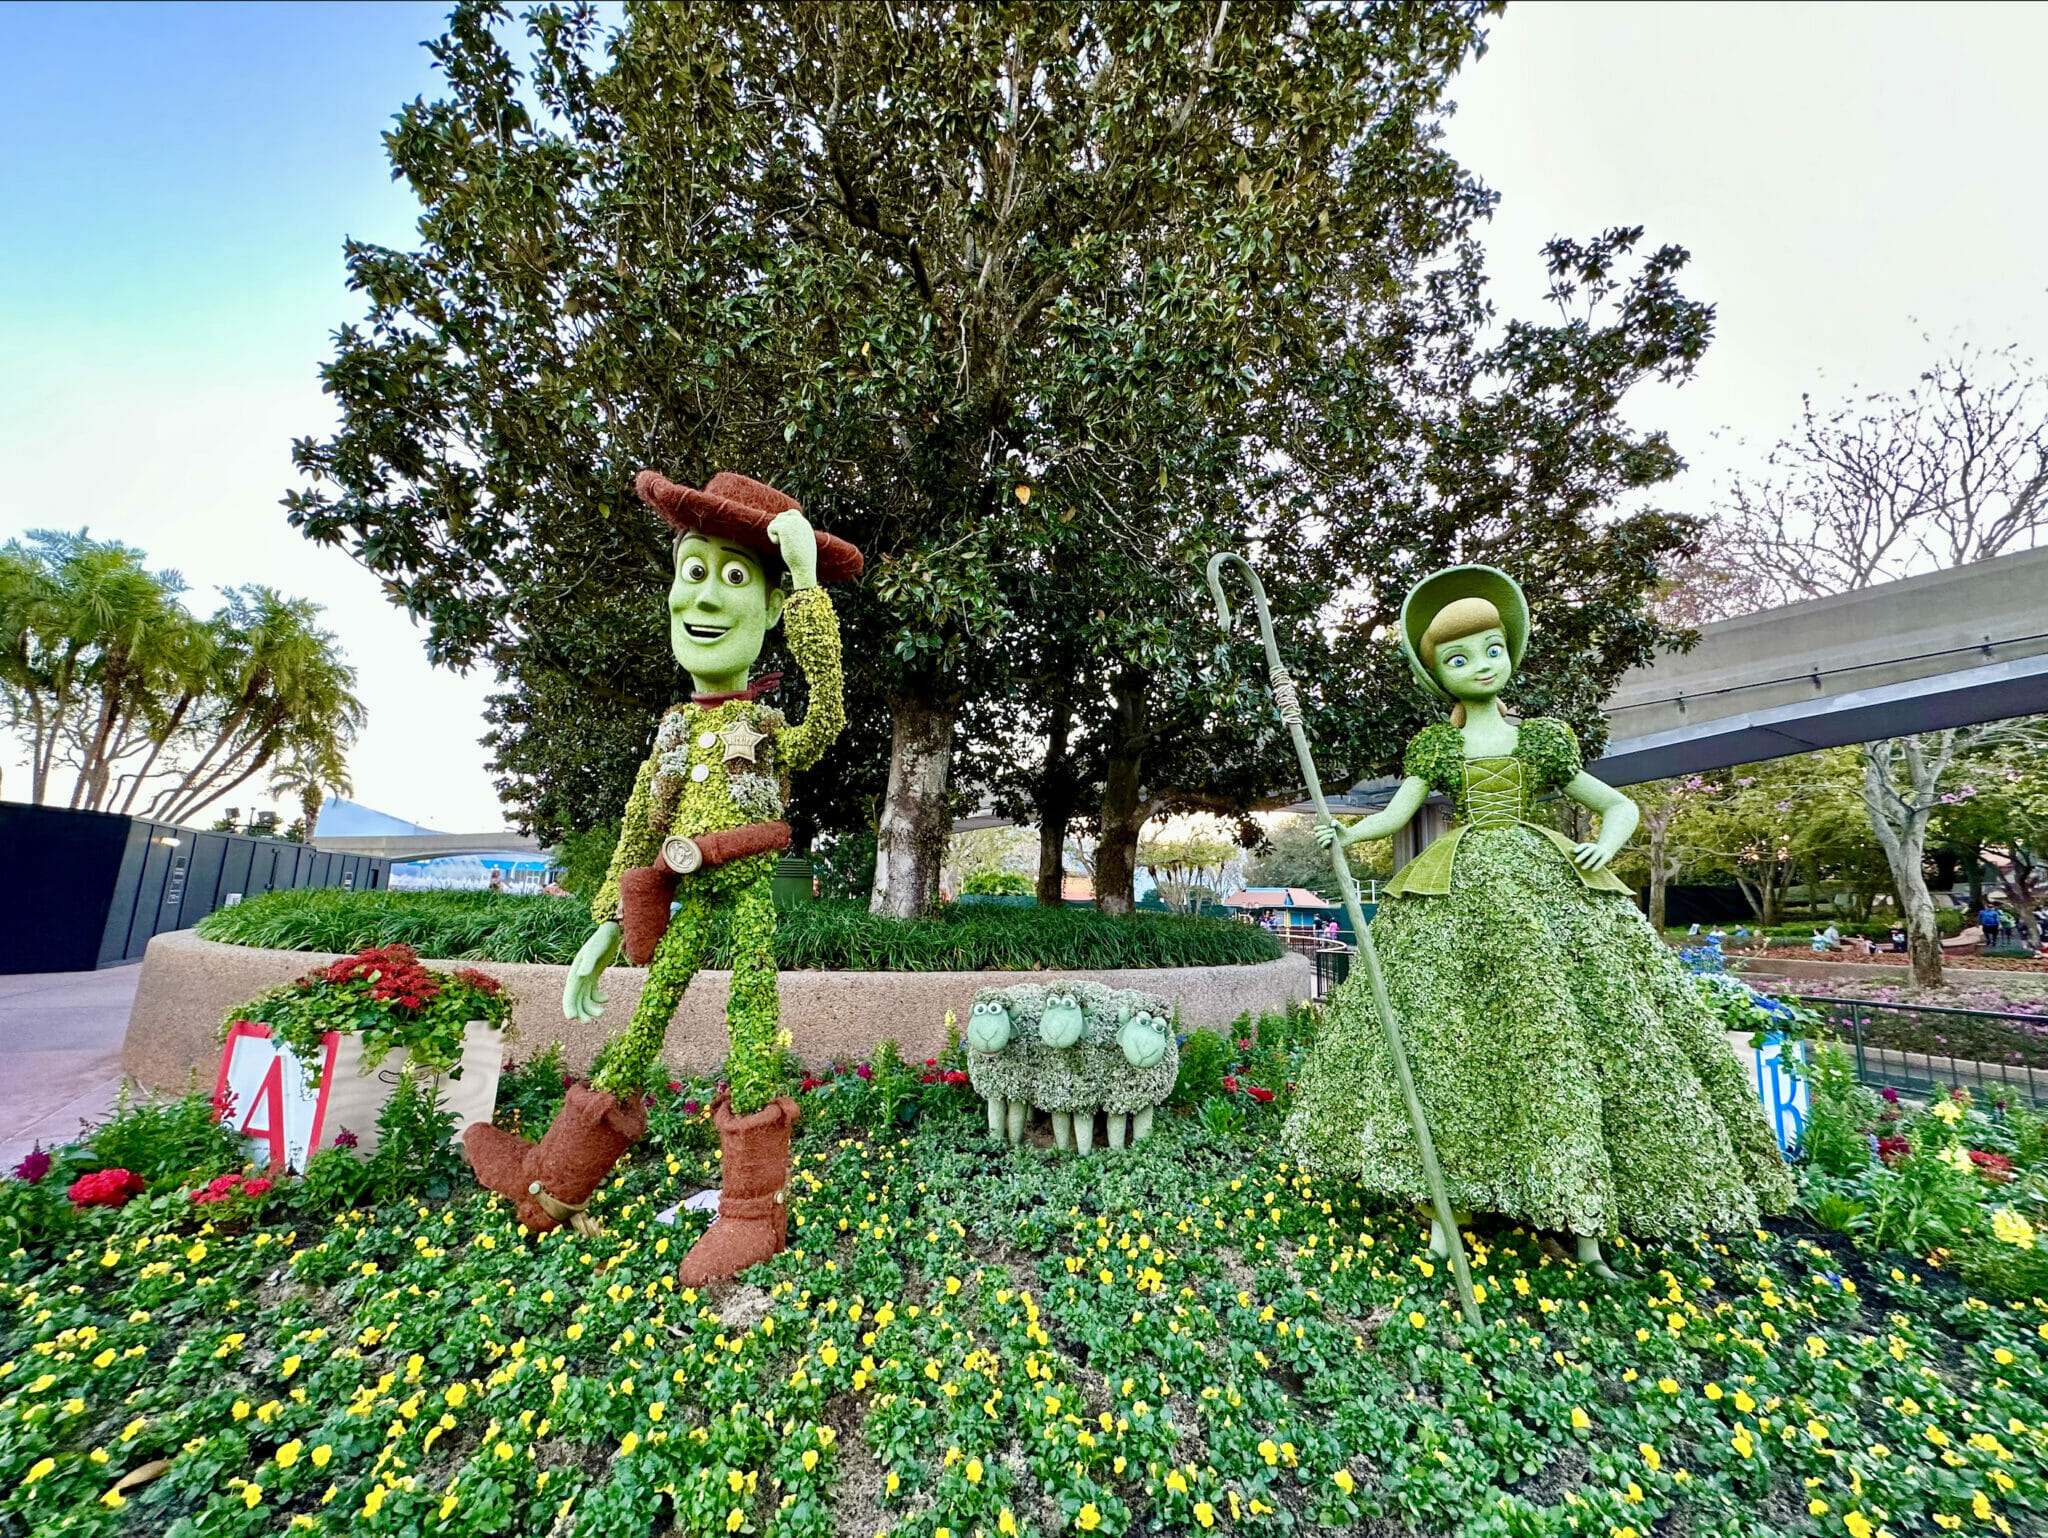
[121,929,1314,1096]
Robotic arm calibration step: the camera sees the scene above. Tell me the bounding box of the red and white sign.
[214,1022,337,1173]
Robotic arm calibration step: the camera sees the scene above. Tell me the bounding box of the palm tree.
[268,733,353,843]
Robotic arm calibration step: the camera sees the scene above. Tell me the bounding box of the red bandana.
[691,672,783,708]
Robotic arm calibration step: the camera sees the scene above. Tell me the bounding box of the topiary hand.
[768,508,819,592]
[562,922,623,1023]
[1118,1010,1170,1069]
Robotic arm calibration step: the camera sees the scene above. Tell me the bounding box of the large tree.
[287,1,1493,912]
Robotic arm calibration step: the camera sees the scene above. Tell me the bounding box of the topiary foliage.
[965,981,1180,1138]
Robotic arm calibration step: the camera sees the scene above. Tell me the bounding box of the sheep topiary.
[964,980,1178,1155]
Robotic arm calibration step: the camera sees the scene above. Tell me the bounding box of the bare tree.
[1695,343,2048,982]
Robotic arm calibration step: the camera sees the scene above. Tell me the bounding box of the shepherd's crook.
[1205,552,1480,1327]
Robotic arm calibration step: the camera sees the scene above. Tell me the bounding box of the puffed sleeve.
[1402,722,1466,795]
[1518,717,1584,793]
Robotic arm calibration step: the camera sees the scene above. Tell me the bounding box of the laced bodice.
[1456,754,1527,829]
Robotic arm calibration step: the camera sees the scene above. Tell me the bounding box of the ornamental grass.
[196,892,1284,972]
[1,1029,2045,1538]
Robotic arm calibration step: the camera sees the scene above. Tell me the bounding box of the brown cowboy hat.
[633,469,864,585]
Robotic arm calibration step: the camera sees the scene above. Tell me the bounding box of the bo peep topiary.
[965,981,1178,1154]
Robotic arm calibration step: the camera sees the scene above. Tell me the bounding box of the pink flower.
[855,1064,872,1081]
[241,1177,272,1197]
[666,1081,683,1093]
[12,1145,51,1184]
[682,1100,700,1115]
[332,1128,360,1150]
[68,1168,145,1209]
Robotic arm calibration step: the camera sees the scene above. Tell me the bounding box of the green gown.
[1284,718,1792,1240]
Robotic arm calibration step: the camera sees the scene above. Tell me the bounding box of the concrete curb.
[121,929,1315,1095]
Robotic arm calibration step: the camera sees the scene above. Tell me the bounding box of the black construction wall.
[0,802,387,974]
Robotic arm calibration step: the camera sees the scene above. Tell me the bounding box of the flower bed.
[7,1010,2048,1537]
[195,891,1284,971]
[1795,1049,2048,1301]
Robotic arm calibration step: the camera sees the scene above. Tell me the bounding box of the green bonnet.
[1398,564,1530,699]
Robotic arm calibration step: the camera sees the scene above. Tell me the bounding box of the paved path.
[0,967,134,1170]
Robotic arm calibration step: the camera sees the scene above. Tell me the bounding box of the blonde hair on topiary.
[1420,596,1506,728]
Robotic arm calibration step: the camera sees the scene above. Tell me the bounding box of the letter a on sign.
[213,1023,338,1173]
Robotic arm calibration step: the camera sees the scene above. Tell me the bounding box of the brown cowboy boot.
[463,1083,649,1235]
[676,1092,799,1286]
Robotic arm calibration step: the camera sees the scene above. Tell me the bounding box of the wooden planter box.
[214,1019,503,1171]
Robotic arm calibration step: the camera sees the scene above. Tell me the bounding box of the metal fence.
[0,802,388,974]
[1788,993,2048,1107]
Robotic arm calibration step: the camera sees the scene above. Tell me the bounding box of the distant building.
[1223,887,1337,934]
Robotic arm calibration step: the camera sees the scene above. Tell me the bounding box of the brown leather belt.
[658,819,791,875]
[619,821,793,965]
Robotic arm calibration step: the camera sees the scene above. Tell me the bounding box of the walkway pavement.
[0,967,134,1171]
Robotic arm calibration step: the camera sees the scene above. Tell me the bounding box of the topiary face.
[1429,625,1511,707]
[966,998,1013,1053]
[1039,992,1085,1049]
[669,534,787,692]
[1117,1008,1170,1069]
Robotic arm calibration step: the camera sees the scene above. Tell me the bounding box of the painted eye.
[1446,655,1465,668]
[721,561,751,587]
[1487,644,1504,659]
[680,557,709,584]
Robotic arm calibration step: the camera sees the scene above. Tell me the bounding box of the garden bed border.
[120,929,1314,1095]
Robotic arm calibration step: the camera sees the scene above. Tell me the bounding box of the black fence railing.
[1310,943,1352,1001]
[0,802,388,974]
[1787,994,2048,1108]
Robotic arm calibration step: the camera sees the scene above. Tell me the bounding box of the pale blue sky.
[4,3,2047,831]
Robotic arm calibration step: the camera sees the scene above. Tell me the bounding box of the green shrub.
[1796,1042,1878,1178]
[1171,1029,1232,1109]
[86,1089,244,1187]
[961,869,1032,897]
[198,890,1284,971]
[198,888,593,963]
[365,1070,466,1204]
[554,822,620,898]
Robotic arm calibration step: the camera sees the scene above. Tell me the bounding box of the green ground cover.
[3,1010,2046,1538]
[194,892,1283,972]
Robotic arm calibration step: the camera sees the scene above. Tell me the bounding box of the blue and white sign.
[1751,1032,1808,1154]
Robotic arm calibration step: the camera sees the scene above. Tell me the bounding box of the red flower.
[1876,1135,1910,1166]
[455,967,503,995]
[666,1081,683,1093]
[801,1076,822,1092]
[682,1100,700,1115]
[1969,1149,2015,1183]
[942,1070,969,1086]
[1245,1085,1276,1104]
[1221,1075,1240,1093]
[241,1177,273,1197]
[192,1173,247,1205]
[332,1128,360,1150]
[855,1064,872,1081]
[68,1168,145,1209]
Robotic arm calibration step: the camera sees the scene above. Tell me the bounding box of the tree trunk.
[1645,805,1674,932]
[1034,695,1074,906]
[303,787,324,842]
[1962,842,1985,911]
[869,694,959,920]
[1861,739,1945,988]
[1093,670,1149,916]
